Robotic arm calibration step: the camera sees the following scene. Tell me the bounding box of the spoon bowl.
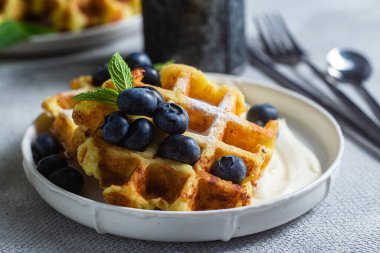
[326,48,380,121]
[326,48,372,85]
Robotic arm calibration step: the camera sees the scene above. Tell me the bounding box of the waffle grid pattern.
[75,64,277,211]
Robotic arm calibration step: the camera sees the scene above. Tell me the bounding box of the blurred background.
[0,0,378,70]
[1,0,379,80]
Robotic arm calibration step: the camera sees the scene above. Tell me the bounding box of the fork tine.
[255,14,292,59]
[274,13,304,55]
[254,17,277,57]
[263,14,289,56]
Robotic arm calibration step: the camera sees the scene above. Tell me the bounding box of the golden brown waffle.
[42,69,142,159]
[73,64,278,211]
[0,0,140,31]
[42,88,87,159]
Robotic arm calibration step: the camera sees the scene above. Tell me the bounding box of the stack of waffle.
[0,0,140,31]
[42,64,278,211]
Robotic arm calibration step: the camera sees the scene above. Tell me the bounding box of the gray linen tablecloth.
[1,0,379,252]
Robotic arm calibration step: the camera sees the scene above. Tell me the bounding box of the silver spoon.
[326,48,380,120]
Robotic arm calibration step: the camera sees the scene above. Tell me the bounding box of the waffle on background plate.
[0,0,140,31]
[41,64,278,211]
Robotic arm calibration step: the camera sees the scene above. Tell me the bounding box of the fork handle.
[356,85,380,121]
[301,57,380,140]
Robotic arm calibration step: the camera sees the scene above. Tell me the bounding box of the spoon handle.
[356,85,380,121]
[301,57,380,140]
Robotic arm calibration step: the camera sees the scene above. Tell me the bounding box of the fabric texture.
[1,0,380,252]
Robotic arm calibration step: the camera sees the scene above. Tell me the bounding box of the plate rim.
[28,15,141,43]
[0,15,141,55]
[21,74,344,217]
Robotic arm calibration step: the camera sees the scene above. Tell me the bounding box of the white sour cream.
[252,119,321,202]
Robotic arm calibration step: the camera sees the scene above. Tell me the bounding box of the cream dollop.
[252,119,321,202]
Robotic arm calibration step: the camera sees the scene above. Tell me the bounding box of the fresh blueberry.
[48,167,84,194]
[125,52,152,69]
[92,63,110,86]
[157,134,201,165]
[36,154,68,178]
[247,104,278,126]
[101,112,129,144]
[31,133,62,164]
[122,118,154,151]
[211,155,247,184]
[135,86,164,105]
[135,65,161,87]
[117,88,157,116]
[153,103,189,134]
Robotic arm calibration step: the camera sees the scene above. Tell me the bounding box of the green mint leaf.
[73,52,134,106]
[154,60,175,71]
[21,22,55,34]
[0,20,54,50]
[0,20,29,50]
[73,88,119,105]
[108,52,133,92]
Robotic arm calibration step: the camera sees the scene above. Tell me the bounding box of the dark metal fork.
[255,13,380,139]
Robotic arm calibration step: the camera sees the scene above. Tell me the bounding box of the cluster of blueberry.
[32,133,84,194]
[102,87,201,166]
[92,52,161,87]
[93,52,201,165]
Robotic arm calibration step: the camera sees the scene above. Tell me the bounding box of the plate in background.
[1,16,141,57]
[21,75,344,242]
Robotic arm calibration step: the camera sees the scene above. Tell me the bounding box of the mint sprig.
[73,52,133,104]
[154,60,175,71]
[108,52,133,92]
[73,88,119,105]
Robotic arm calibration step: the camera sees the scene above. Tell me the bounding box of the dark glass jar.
[142,0,246,74]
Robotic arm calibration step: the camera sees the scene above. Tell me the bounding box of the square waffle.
[70,64,278,211]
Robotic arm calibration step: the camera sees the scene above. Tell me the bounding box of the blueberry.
[122,118,154,151]
[48,167,84,194]
[135,86,164,105]
[247,104,278,126]
[157,134,201,165]
[117,87,157,116]
[135,65,161,87]
[125,52,152,69]
[31,133,62,164]
[92,63,110,86]
[37,154,68,178]
[153,103,189,134]
[211,155,247,184]
[101,112,129,144]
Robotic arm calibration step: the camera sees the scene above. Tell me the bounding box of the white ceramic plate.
[1,16,141,57]
[21,75,344,242]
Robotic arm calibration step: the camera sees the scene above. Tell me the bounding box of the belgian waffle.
[0,0,140,31]
[73,64,278,211]
[42,88,87,159]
